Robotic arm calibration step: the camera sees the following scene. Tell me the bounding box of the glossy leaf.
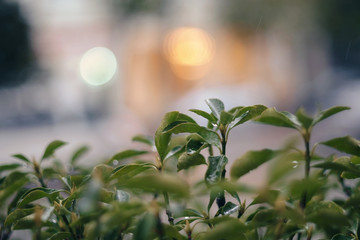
[205,155,228,185]
[321,136,360,157]
[71,145,89,165]
[132,134,154,146]
[174,208,204,218]
[0,172,29,205]
[155,111,180,161]
[41,140,67,161]
[305,201,348,227]
[215,202,239,216]
[312,106,350,126]
[206,98,225,119]
[230,105,267,128]
[17,187,64,207]
[230,149,276,180]
[12,154,31,164]
[163,122,221,149]
[163,224,187,240]
[254,108,300,129]
[177,152,206,171]
[189,109,217,123]
[296,107,313,129]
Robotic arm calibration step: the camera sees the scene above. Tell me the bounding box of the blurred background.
[1,0,359,167]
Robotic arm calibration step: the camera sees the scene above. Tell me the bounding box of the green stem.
[62,215,77,240]
[216,128,227,209]
[163,192,174,225]
[300,131,311,209]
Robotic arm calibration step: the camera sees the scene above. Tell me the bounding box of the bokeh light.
[164,27,215,67]
[79,47,117,86]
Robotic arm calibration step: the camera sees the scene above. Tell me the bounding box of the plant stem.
[61,215,77,240]
[163,192,174,225]
[216,128,227,209]
[300,131,311,209]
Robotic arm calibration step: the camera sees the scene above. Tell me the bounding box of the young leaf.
[215,202,239,216]
[189,109,217,123]
[132,134,154,146]
[321,136,360,157]
[71,145,89,165]
[177,152,206,171]
[254,108,300,129]
[41,140,67,161]
[230,149,277,180]
[220,111,234,126]
[205,155,228,185]
[110,163,156,182]
[206,98,225,119]
[312,106,350,126]
[163,122,221,149]
[230,105,267,128]
[12,154,31,164]
[155,111,180,161]
[296,107,313,129]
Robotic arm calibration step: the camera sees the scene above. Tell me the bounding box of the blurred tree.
[0,0,35,88]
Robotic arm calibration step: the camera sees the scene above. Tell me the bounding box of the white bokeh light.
[79,47,117,86]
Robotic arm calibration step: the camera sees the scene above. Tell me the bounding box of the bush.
[1,98,359,240]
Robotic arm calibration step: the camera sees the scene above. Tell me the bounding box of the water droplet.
[113,160,119,166]
[292,161,298,168]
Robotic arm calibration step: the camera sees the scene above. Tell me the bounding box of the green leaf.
[189,109,217,123]
[164,122,221,149]
[177,152,206,171]
[205,155,228,185]
[49,232,73,240]
[110,150,148,163]
[296,107,313,129]
[254,108,300,129]
[12,154,31,164]
[0,172,29,205]
[134,213,156,240]
[163,224,187,240]
[312,106,350,126]
[331,234,353,240]
[220,111,234,126]
[125,173,189,198]
[132,134,154,146]
[177,113,197,124]
[155,111,180,161]
[230,149,276,180]
[17,188,64,208]
[206,98,225,119]
[215,202,239,217]
[250,189,280,206]
[321,136,360,157]
[200,219,247,240]
[71,145,89,165]
[313,157,360,176]
[41,140,67,161]
[305,201,348,227]
[0,163,22,174]
[230,105,267,128]
[174,208,204,218]
[4,207,38,226]
[110,163,156,183]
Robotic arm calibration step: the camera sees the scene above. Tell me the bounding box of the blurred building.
[0,0,359,163]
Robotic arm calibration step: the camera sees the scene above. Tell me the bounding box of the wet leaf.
[206,98,225,119]
[205,155,228,185]
[177,152,206,171]
[17,187,65,207]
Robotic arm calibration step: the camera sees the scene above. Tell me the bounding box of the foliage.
[0,99,358,240]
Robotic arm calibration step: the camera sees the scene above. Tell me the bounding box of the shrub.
[1,98,359,240]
